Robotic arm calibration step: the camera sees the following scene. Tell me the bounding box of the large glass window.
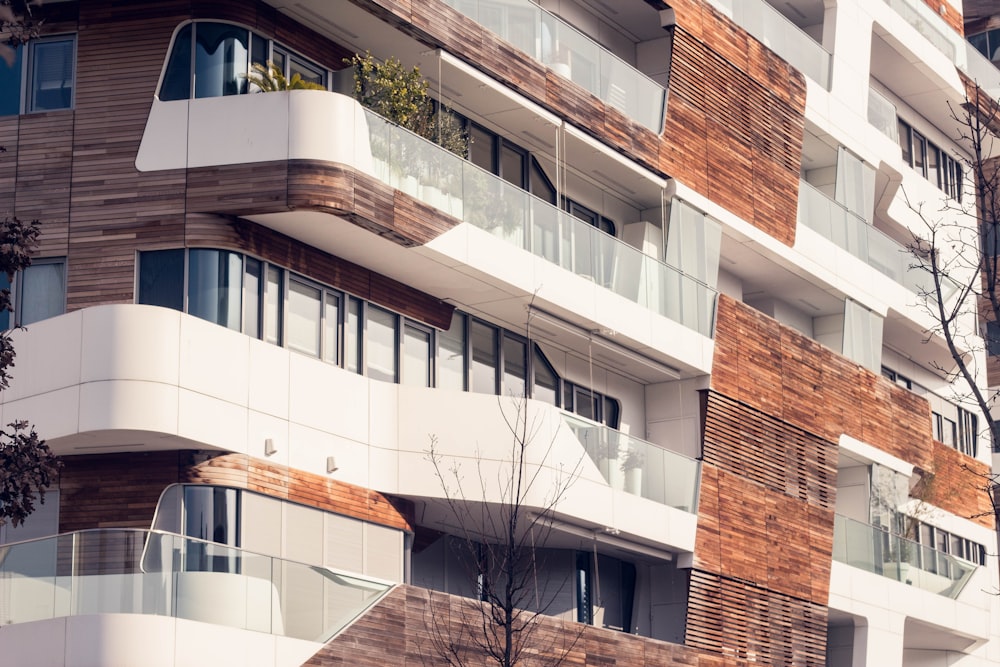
[18,259,65,325]
[0,35,76,116]
[287,278,322,356]
[138,249,184,311]
[160,22,330,101]
[188,249,242,330]
[366,305,398,382]
[403,323,432,387]
[471,319,498,394]
[438,311,466,391]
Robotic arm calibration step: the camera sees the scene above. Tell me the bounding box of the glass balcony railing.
[867,88,899,142]
[441,0,666,132]
[562,413,700,513]
[798,180,939,295]
[880,0,956,63]
[705,0,831,89]
[833,515,976,598]
[0,529,392,641]
[963,42,1000,99]
[365,110,718,337]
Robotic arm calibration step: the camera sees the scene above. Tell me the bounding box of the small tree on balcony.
[347,51,467,157]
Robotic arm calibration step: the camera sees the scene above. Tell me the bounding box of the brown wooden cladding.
[712,295,936,470]
[929,441,995,529]
[346,0,806,247]
[308,584,738,667]
[702,392,836,511]
[56,450,413,534]
[685,570,827,666]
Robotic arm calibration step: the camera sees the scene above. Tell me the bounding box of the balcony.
[833,515,976,598]
[706,0,831,89]
[364,109,718,337]
[562,414,700,513]
[880,0,956,63]
[0,528,392,640]
[798,180,933,294]
[440,0,666,132]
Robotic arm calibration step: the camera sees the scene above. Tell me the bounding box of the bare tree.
[905,84,1000,529]
[424,389,588,667]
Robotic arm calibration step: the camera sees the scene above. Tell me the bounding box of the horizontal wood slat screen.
[686,570,827,666]
[307,584,730,666]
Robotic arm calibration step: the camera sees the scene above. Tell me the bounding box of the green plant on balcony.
[247,62,326,91]
[347,51,467,157]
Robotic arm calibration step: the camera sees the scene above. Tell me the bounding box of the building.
[0,0,997,665]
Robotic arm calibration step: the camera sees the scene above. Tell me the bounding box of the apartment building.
[0,0,996,665]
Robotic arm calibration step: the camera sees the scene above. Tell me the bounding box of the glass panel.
[290,55,325,88]
[403,324,431,387]
[244,258,261,338]
[194,22,249,98]
[438,311,466,391]
[500,143,525,188]
[138,249,184,311]
[287,279,321,357]
[323,292,340,365]
[264,265,282,345]
[502,335,526,398]
[366,305,398,382]
[0,44,23,115]
[29,38,74,111]
[19,261,64,325]
[160,24,193,101]
[345,297,362,374]
[0,273,10,330]
[188,249,242,330]
[470,320,497,394]
[532,345,558,406]
[469,125,495,173]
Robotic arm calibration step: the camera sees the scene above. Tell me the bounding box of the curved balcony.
[833,515,976,599]
[6,305,700,554]
[441,0,666,132]
[0,528,392,640]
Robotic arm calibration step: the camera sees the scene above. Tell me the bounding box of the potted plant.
[620,446,644,495]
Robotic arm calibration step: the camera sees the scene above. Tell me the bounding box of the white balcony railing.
[0,529,392,640]
[365,109,718,337]
[705,0,831,89]
[441,0,666,132]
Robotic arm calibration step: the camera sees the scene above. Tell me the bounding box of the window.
[16,258,66,325]
[933,411,957,447]
[957,408,978,457]
[160,22,330,102]
[136,249,624,418]
[0,35,75,116]
[896,119,963,201]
